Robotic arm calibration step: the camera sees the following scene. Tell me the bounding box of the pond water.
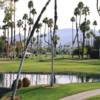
[0,73,100,88]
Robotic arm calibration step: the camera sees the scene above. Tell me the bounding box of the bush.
[90,49,99,59]
[11,79,23,90]
[72,48,82,55]
[22,77,30,87]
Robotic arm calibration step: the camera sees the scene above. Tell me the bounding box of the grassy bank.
[0,59,100,74]
[2,83,100,100]
[86,95,100,100]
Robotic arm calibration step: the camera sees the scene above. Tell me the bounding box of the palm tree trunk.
[76,16,80,58]
[11,0,51,99]
[24,21,27,49]
[13,1,16,59]
[72,22,74,58]
[82,32,85,58]
[50,0,57,86]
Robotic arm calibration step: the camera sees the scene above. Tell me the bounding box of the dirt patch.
[1,96,21,100]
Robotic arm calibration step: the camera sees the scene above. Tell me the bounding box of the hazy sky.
[0,0,100,35]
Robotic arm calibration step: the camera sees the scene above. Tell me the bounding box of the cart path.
[60,89,100,100]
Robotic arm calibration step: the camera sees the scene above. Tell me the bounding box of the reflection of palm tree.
[70,16,75,58]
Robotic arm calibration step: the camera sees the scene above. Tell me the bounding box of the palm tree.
[43,17,49,45]
[11,0,51,99]
[35,23,42,59]
[90,30,96,46]
[50,0,58,87]
[78,1,84,26]
[48,18,53,46]
[13,0,19,53]
[93,20,97,34]
[17,19,23,49]
[31,8,37,25]
[82,6,90,21]
[23,13,28,48]
[28,0,33,36]
[70,16,75,58]
[96,0,100,16]
[28,17,33,36]
[28,0,33,18]
[80,20,90,58]
[74,7,80,58]
[31,8,37,48]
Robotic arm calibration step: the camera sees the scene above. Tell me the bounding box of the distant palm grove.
[0,0,99,59]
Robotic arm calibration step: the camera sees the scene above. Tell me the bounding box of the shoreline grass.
[1,83,100,100]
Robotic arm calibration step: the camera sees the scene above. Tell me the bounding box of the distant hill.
[13,28,99,46]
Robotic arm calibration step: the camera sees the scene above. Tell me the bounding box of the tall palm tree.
[82,6,90,21]
[11,0,51,99]
[80,6,90,59]
[23,13,28,48]
[28,17,33,36]
[80,20,90,58]
[74,7,80,58]
[35,23,42,59]
[78,2,84,26]
[28,0,33,18]
[31,8,37,48]
[13,0,19,56]
[48,18,53,45]
[31,8,37,25]
[93,20,97,34]
[90,30,96,46]
[50,0,58,87]
[17,19,23,49]
[70,16,75,58]
[96,0,100,16]
[43,17,49,45]
[28,0,33,37]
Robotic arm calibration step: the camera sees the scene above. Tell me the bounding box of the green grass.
[86,95,100,100]
[0,58,100,74]
[2,83,100,100]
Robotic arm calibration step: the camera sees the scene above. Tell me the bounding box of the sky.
[0,0,100,35]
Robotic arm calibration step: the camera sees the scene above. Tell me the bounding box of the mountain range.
[15,28,99,46]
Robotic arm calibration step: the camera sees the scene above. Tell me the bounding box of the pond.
[0,73,100,88]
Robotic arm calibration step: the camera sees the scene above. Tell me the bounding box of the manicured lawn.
[2,83,100,100]
[0,59,100,74]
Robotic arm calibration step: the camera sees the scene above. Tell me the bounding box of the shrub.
[22,77,30,87]
[11,79,23,90]
[90,49,99,59]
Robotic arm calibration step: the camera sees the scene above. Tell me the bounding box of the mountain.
[56,28,73,45]
[14,28,99,46]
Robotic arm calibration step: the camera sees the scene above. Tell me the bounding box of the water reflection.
[0,73,100,88]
